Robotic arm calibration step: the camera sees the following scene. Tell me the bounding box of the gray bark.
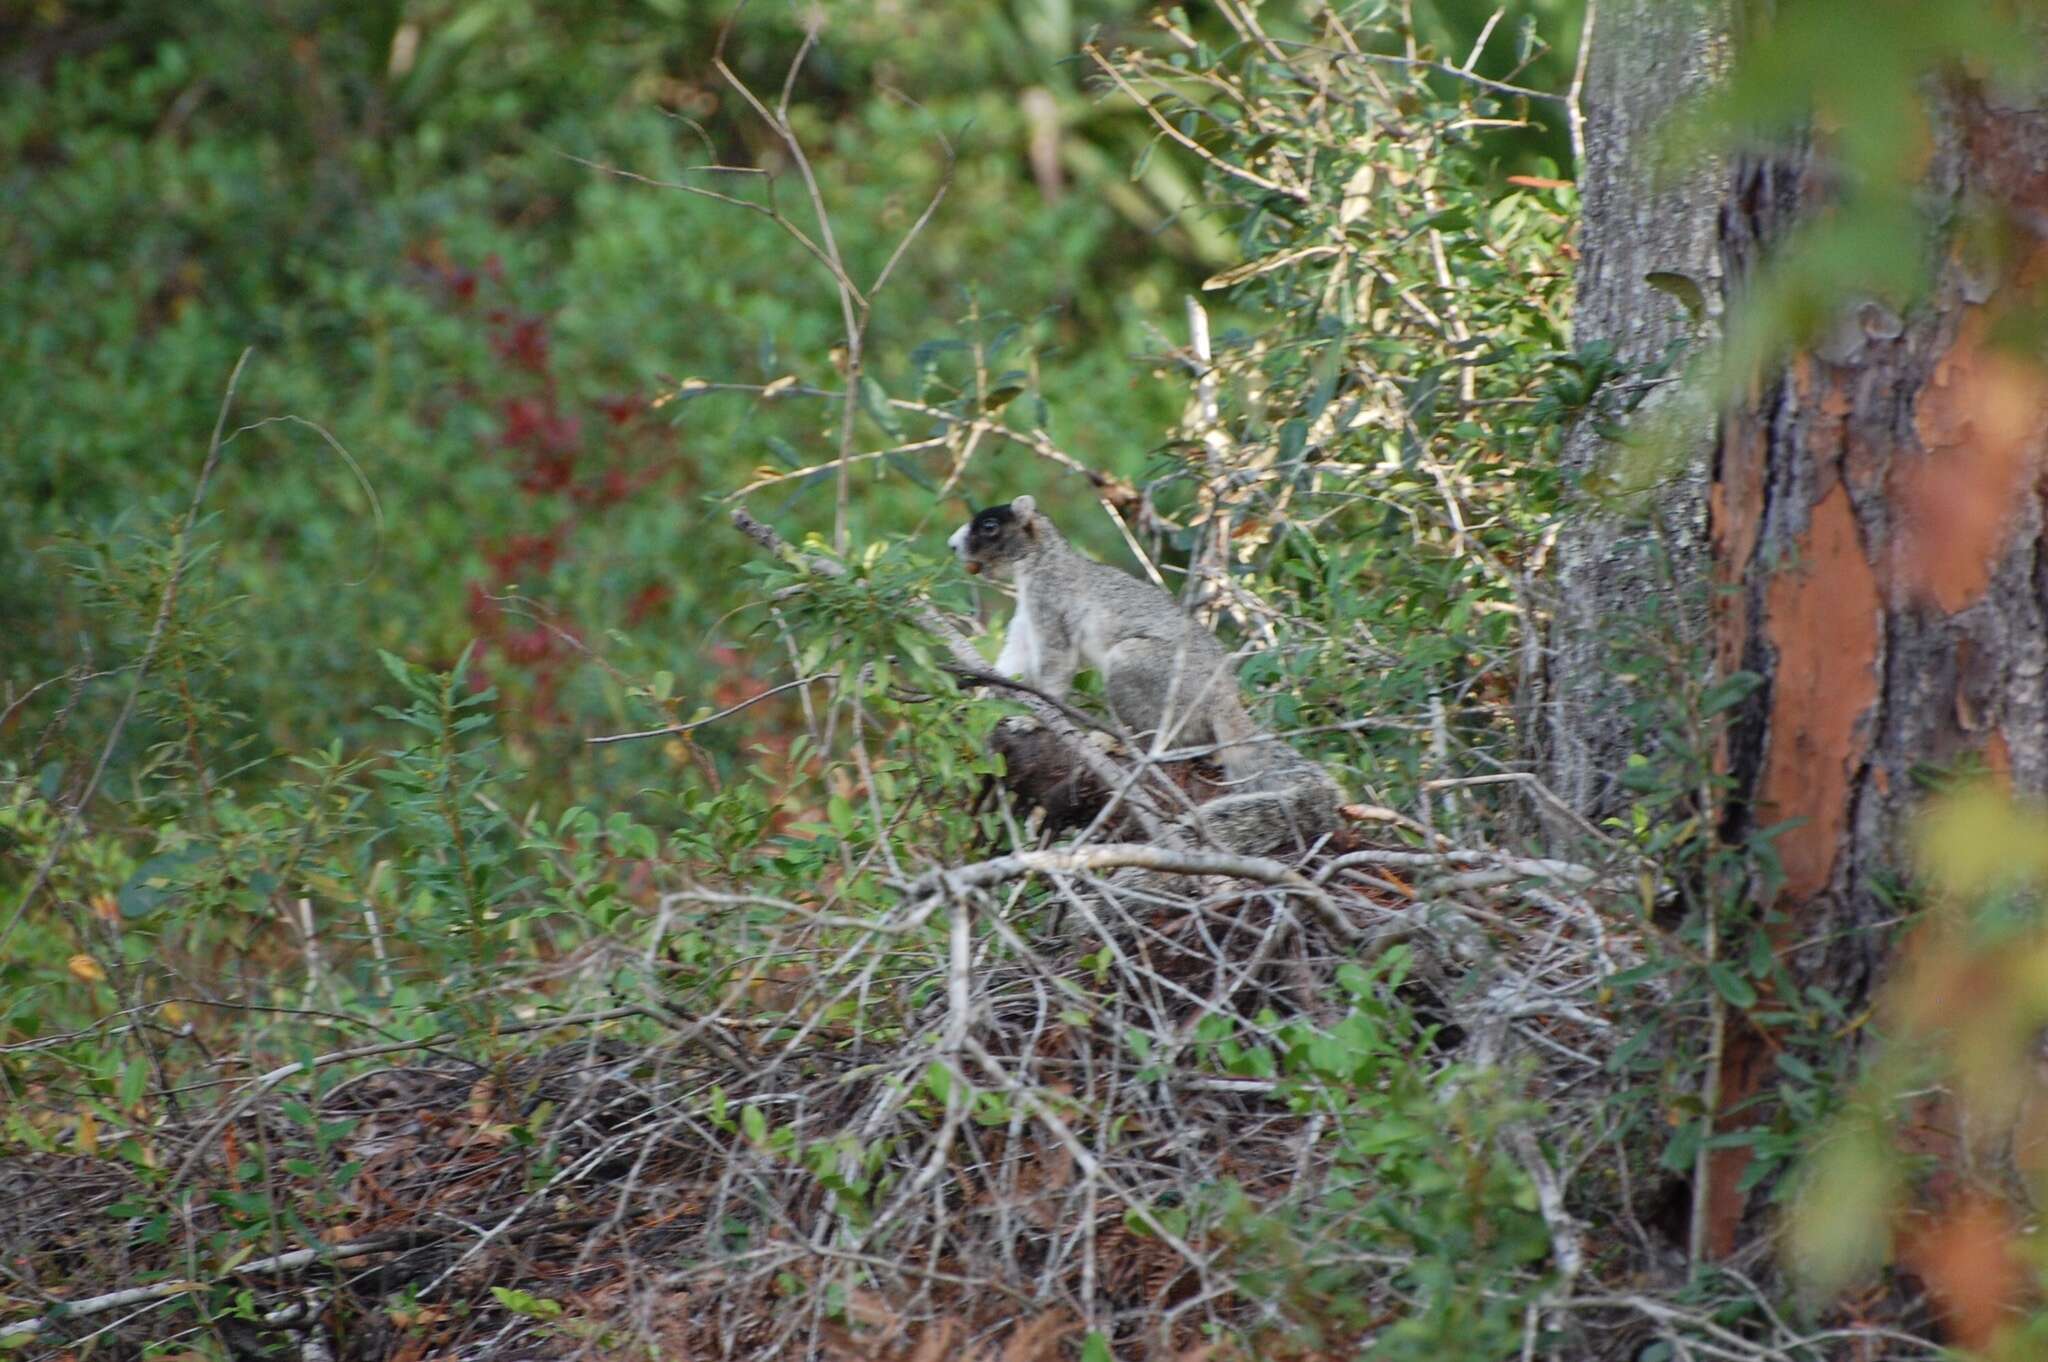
[1543,0,1727,825]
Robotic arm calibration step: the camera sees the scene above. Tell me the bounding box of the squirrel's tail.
[1193,700,1342,853]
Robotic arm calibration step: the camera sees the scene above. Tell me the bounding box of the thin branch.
[220,414,385,585]
[714,25,867,553]
[587,673,838,745]
[562,151,842,285]
[1568,0,1597,171]
[1083,44,1310,203]
[724,433,951,498]
[0,666,123,736]
[908,843,1359,943]
[1462,7,1507,72]
[1334,49,1572,105]
[870,108,957,300]
[937,663,1124,741]
[665,376,1136,504]
[163,1004,671,1193]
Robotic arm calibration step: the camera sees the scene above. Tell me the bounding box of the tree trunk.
[1545,0,1727,824]
[1705,78,2048,1253]
[1560,0,2048,1266]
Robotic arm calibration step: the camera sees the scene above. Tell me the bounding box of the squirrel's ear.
[1013,494,1036,518]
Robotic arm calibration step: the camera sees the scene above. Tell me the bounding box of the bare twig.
[0,1236,415,1344]
[1568,0,1597,171]
[0,667,122,735]
[907,843,1359,943]
[587,673,838,745]
[707,15,957,553]
[1082,44,1309,203]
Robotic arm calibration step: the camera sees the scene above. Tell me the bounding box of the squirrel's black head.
[948,495,1041,576]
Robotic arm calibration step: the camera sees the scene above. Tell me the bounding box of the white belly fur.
[996,571,1042,679]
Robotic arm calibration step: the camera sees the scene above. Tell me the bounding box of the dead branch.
[907,842,1361,943]
[0,1236,415,1345]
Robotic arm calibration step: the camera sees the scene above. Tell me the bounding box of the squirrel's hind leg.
[1099,637,1225,754]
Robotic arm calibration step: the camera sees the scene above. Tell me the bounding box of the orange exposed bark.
[1902,308,2048,613]
[1757,483,1881,899]
[1702,1023,1772,1259]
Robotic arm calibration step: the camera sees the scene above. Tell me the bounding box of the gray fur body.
[950,497,1341,853]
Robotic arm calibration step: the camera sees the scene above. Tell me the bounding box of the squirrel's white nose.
[947,523,969,555]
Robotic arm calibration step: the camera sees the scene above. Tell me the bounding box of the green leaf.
[1660,1116,1705,1173]
[490,1286,562,1318]
[1700,670,1762,716]
[1707,962,1758,1009]
[1604,961,1668,990]
[1644,270,1709,323]
[911,337,970,370]
[1276,417,1307,463]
